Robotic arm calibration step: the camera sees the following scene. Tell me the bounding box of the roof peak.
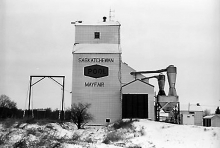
[73,20,120,26]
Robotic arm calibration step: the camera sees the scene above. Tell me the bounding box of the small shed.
[203,115,220,127]
[180,104,203,126]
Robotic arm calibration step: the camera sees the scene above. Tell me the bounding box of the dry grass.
[103,131,122,144]
[112,119,137,130]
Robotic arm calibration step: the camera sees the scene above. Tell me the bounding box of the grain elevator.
[72,17,156,125]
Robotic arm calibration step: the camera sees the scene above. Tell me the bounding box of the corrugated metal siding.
[72,53,121,125]
[75,25,120,44]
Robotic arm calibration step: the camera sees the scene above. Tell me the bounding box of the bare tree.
[70,102,94,129]
[0,94,17,109]
[0,94,17,118]
[203,109,211,117]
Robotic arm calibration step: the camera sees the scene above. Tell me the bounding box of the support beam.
[28,76,32,118]
[60,78,65,120]
[32,77,46,86]
[49,77,63,87]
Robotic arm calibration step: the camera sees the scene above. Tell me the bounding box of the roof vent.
[103,16,107,22]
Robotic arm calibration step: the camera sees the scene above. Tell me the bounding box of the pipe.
[130,68,167,75]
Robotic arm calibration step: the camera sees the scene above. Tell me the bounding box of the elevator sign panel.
[84,64,109,78]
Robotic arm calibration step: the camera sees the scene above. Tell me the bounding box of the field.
[0,119,219,148]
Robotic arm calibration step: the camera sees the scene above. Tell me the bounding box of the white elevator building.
[72,18,155,125]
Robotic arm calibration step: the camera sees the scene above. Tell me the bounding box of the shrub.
[103,131,122,144]
[112,119,135,130]
[36,119,58,125]
[35,134,49,146]
[45,124,54,130]
[71,133,81,141]
[85,137,93,143]
[0,135,5,145]
[26,128,37,135]
[2,118,17,128]
[70,102,94,129]
[13,139,27,148]
[139,126,145,136]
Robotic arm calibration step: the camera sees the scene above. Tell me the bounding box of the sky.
[0,0,220,113]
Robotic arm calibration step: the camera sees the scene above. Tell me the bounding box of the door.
[122,94,148,118]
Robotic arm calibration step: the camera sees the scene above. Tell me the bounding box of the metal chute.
[167,65,177,96]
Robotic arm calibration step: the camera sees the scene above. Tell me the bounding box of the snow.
[203,115,220,119]
[181,104,203,112]
[0,119,219,148]
[131,120,220,148]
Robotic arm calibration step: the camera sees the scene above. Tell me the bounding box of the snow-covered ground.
[0,119,219,148]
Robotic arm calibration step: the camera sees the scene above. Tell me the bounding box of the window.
[94,32,100,39]
[106,118,111,123]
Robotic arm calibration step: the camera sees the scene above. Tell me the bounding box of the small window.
[106,118,111,123]
[94,32,100,39]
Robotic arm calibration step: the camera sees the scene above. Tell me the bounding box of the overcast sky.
[1,0,220,112]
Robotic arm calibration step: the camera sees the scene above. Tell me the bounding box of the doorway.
[122,94,148,119]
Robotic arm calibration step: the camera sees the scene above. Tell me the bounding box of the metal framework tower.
[27,75,65,120]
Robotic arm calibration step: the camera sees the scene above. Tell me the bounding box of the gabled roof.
[203,114,220,119]
[122,79,154,88]
[75,21,120,26]
[122,79,154,94]
[180,104,203,112]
